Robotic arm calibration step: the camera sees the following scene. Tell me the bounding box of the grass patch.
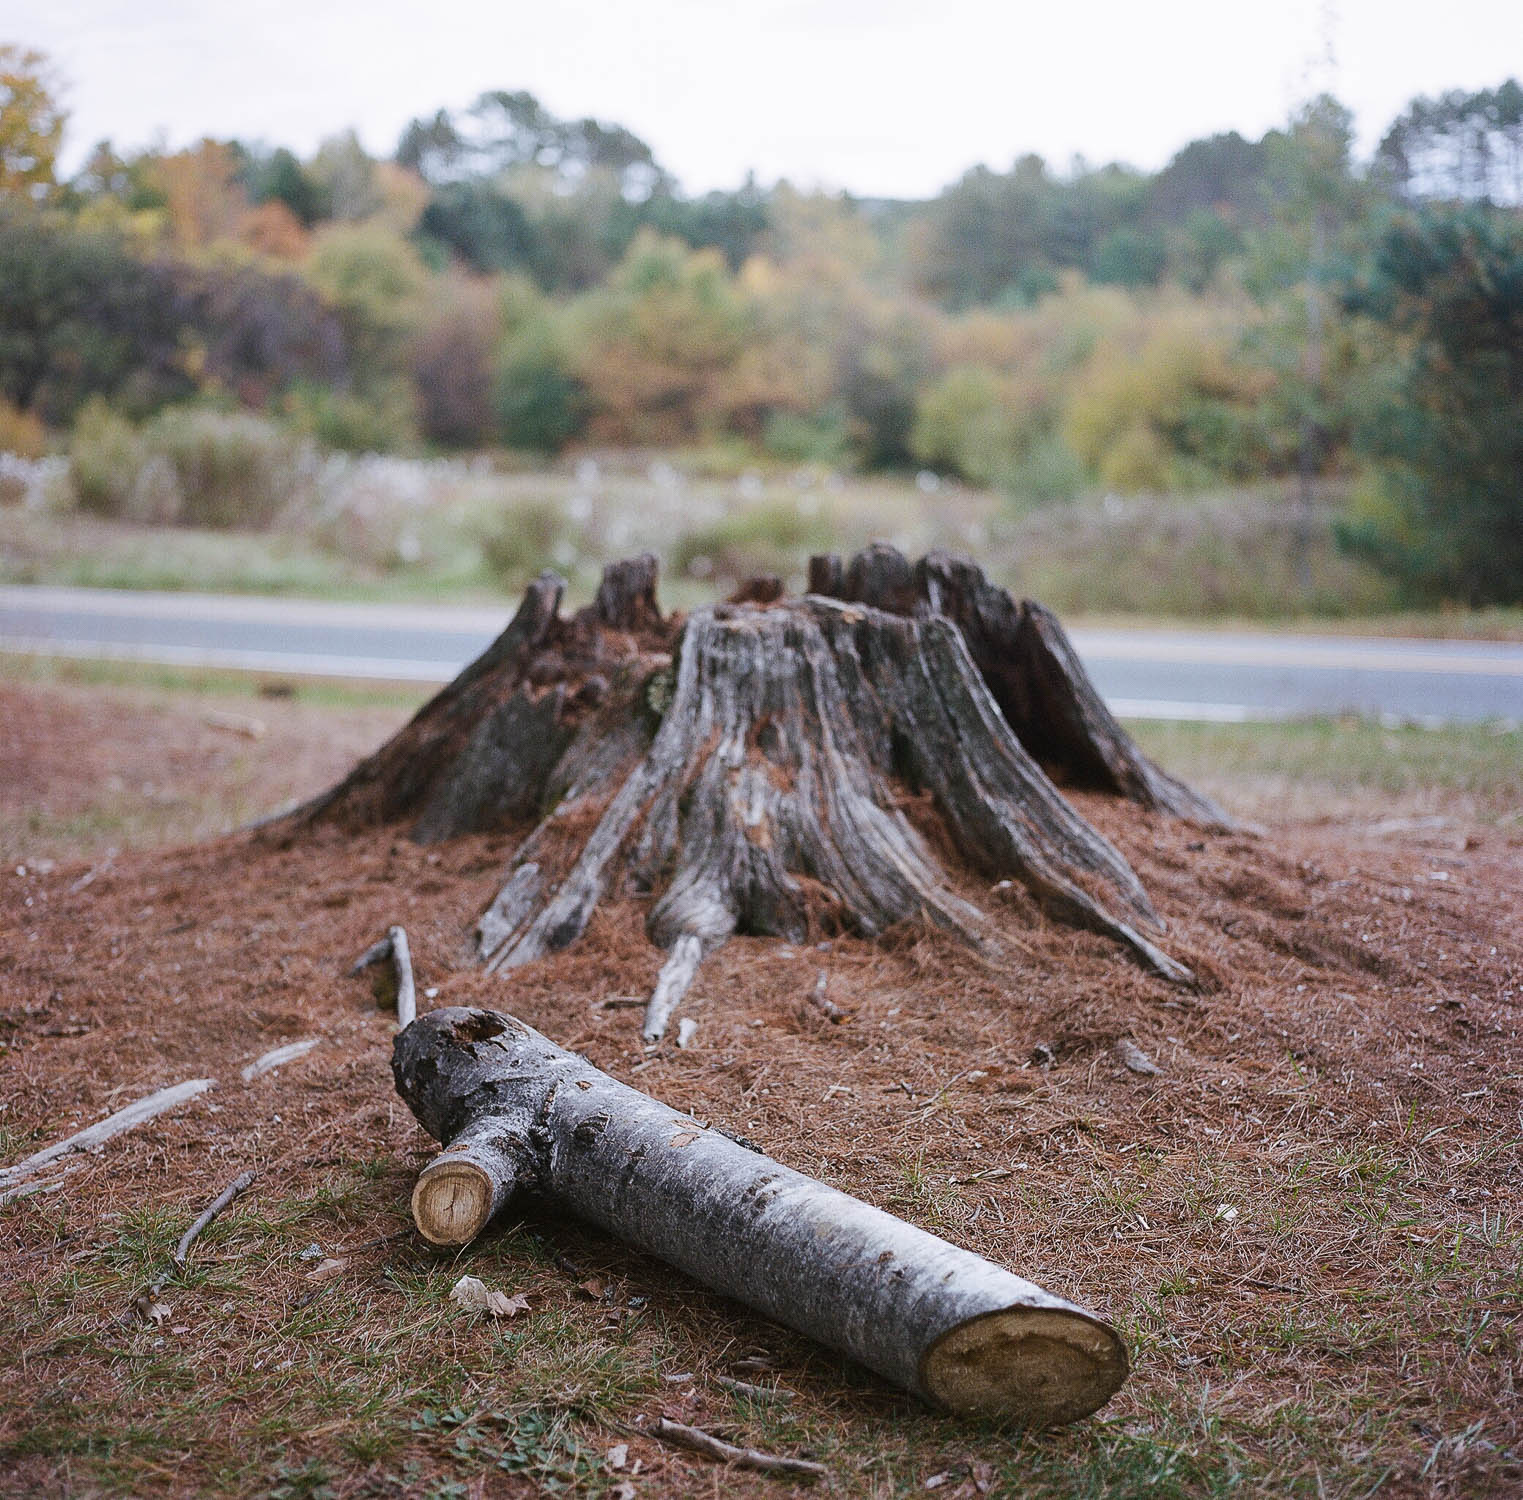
[1131,715,1523,822]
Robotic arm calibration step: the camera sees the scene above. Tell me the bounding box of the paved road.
[2,585,1521,725]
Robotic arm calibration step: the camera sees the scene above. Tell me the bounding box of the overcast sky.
[13,0,1523,197]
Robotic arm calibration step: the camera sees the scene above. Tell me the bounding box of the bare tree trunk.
[395,1007,1129,1426]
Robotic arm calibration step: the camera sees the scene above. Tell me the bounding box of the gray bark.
[394,1006,1130,1426]
[296,548,1227,990]
[816,545,1235,828]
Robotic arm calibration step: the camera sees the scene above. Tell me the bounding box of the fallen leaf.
[305,1257,349,1282]
[669,1131,700,1148]
[607,1442,629,1470]
[134,1295,171,1325]
[578,1277,607,1300]
[450,1274,529,1317]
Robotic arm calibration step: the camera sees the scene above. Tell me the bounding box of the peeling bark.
[395,1007,1129,1425]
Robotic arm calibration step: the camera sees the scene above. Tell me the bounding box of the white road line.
[4,587,1521,675]
[1068,630,1523,676]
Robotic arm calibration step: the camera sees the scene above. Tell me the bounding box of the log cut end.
[412,1154,502,1246]
[920,1304,1129,1425]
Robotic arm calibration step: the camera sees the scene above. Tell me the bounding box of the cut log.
[294,547,1230,998]
[394,1007,1129,1426]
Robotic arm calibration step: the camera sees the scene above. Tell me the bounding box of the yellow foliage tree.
[570,231,749,444]
[0,45,65,201]
[146,140,249,251]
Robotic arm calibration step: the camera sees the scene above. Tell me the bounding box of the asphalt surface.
[2,585,1521,725]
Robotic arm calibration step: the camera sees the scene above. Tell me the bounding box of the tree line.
[1,43,1520,604]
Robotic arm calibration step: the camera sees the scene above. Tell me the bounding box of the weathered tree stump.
[395,1006,1130,1425]
[288,546,1231,1027]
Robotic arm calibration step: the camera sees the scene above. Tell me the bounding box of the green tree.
[1343,206,1523,604]
[0,210,188,421]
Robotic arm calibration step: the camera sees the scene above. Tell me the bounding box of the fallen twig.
[241,1039,320,1082]
[351,926,417,1027]
[807,969,844,1023]
[172,1171,256,1269]
[127,1169,256,1324]
[638,1415,827,1479]
[336,1228,413,1256]
[714,1374,794,1403]
[0,1079,215,1193]
[0,1171,75,1208]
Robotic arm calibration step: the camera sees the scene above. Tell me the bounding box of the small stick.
[640,1416,826,1480]
[0,1079,215,1192]
[350,927,417,1028]
[388,926,416,1028]
[808,969,844,1023]
[714,1374,794,1403]
[172,1170,256,1269]
[336,1228,413,1256]
[129,1169,256,1322]
[241,1038,320,1082]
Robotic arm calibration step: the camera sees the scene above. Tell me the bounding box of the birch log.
[394,1006,1128,1426]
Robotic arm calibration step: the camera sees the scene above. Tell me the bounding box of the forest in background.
[1,44,1521,607]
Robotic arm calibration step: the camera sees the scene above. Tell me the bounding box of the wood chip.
[203,708,266,739]
[1113,1039,1161,1075]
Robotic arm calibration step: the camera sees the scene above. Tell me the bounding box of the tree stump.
[287,547,1231,1028]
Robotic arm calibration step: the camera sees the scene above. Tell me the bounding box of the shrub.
[143,407,307,528]
[69,397,147,517]
[476,496,566,585]
[494,332,584,453]
[761,408,852,466]
[284,379,415,454]
[670,499,832,586]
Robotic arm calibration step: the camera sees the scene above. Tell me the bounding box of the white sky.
[11,0,1523,197]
